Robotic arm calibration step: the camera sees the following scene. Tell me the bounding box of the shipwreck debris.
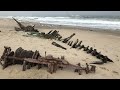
[87,47,93,54]
[13,17,39,32]
[90,65,96,73]
[0,46,96,75]
[69,41,73,46]
[90,61,104,65]
[26,30,62,41]
[52,42,67,50]
[79,45,85,50]
[76,41,82,48]
[83,46,89,51]
[74,63,96,75]
[12,17,113,65]
[72,39,79,48]
[62,33,75,43]
[67,41,71,45]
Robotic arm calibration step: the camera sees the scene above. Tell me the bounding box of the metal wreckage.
[0,18,114,75]
[0,46,96,75]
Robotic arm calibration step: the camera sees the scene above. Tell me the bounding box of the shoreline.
[21,20,120,37]
[1,18,120,37]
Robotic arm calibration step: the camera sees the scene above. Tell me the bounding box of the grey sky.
[0,11,120,16]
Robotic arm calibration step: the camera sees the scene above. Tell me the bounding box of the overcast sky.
[0,11,120,16]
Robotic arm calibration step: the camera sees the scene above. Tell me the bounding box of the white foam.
[1,16,120,30]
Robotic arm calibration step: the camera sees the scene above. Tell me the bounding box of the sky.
[0,11,120,16]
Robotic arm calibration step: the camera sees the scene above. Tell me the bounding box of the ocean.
[1,16,120,30]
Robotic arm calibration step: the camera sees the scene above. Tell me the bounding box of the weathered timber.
[90,61,104,65]
[52,42,67,50]
[27,29,62,41]
[104,56,113,62]
[95,52,103,59]
[62,33,75,43]
[58,36,62,41]
[52,30,59,38]
[76,41,82,48]
[74,63,88,75]
[87,47,93,54]
[91,49,98,56]
[90,65,96,73]
[13,17,25,30]
[23,61,27,71]
[46,30,60,40]
[68,41,71,45]
[1,46,11,59]
[72,39,79,48]
[0,46,97,75]
[83,46,89,51]
[47,30,53,35]
[85,63,89,74]
[69,41,73,46]
[100,56,113,63]
[79,45,85,50]
[13,17,39,32]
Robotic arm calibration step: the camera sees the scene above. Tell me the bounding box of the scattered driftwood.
[13,17,39,32]
[0,46,96,75]
[52,42,67,50]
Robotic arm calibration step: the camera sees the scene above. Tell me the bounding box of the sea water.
[1,16,120,30]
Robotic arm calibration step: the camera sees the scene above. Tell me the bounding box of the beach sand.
[0,18,120,79]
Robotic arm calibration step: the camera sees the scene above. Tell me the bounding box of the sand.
[0,18,120,79]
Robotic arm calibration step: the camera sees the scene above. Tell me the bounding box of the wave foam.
[1,16,120,30]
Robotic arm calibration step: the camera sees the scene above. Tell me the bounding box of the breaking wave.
[1,16,120,30]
